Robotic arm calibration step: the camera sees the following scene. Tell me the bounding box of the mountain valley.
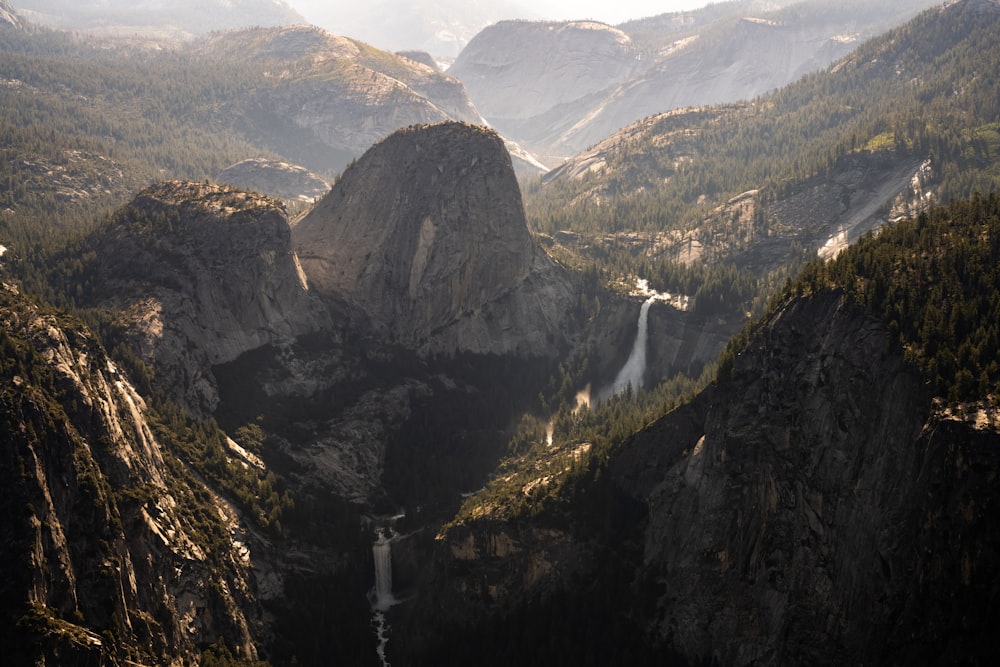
[1,1,1000,665]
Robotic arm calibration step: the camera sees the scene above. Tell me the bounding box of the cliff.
[448,20,640,160]
[0,284,263,665]
[410,287,999,664]
[612,290,999,664]
[84,180,330,415]
[293,122,576,358]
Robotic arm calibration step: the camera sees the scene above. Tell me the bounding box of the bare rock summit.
[293,122,575,358]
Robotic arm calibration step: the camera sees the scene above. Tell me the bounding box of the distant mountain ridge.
[529,0,1000,288]
[450,0,942,160]
[12,0,304,38]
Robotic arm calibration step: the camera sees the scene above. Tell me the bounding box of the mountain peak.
[293,121,574,357]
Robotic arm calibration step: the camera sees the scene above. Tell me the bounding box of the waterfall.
[602,296,656,400]
[372,528,396,611]
[371,527,397,667]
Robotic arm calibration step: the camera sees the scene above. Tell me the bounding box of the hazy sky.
[288,1,712,26]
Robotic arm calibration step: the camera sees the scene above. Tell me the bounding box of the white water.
[370,527,397,666]
[602,296,656,399]
[372,528,396,611]
[596,279,685,402]
[372,611,391,667]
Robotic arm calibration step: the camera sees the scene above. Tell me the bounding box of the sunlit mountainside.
[1,1,999,665]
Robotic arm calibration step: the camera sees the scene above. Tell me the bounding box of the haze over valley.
[1,1,1000,665]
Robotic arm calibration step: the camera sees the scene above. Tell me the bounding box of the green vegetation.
[452,354,714,525]
[200,639,270,667]
[791,193,1000,402]
[522,1,1000,324]
[77,308,296,537]
[528,2,1000,237]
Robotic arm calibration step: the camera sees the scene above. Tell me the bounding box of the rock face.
[610,290,1000,663]
[293,122,575,358]
[85,180,330,414]
[216,158,330,203]
[0,285,262,665]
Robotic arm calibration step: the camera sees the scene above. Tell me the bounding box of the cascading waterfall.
[372,528,395,611]
[371,527,397,667]
[600,295,656,400]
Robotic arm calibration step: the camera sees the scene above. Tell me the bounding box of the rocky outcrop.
[293,122,576,358]
[85,180,330,415]
[216,158,330,203]
[0,285,263,665]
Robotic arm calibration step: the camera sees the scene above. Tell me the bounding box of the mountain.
[448,19,641,163]
[0,20,513,229]
[293,122,575,358]
[12,0,304,39]
[3,0,1000,664]
[449,0,941,159]
[25,122,579,661]
[528,0,1000,314]
[79,180,331,415]
[402,193,1000,665]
